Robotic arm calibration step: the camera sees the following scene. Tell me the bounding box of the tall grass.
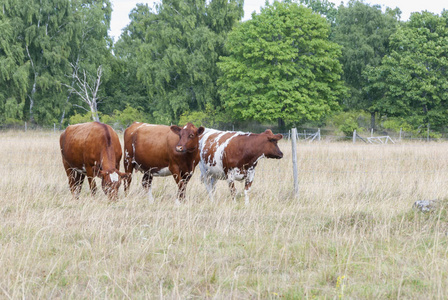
[1,131,448,298]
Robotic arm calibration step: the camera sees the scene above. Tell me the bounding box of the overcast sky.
[109,0,447,41]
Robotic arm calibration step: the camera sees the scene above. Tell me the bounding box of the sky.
[109,0,447,41]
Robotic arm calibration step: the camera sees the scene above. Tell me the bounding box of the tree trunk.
[277,118,286,131]
[28,79,36,123]
[370,111,375,131]
[90,102,100,122]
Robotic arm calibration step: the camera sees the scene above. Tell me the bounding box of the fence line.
[3,123,448,142]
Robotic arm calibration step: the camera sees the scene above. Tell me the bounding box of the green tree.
[298,0,338,24]
[61,0,113,126]
[134,0,243,124]
[105,4,152,117]
[0,5,27,123]
[365,11,448,131]
[0,0,112,125]
[331,0,400,129]
[218,1,346,128]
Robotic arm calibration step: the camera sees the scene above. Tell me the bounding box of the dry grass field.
[1,130,448,299]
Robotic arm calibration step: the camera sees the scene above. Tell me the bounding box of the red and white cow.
[123,122,204,204]
[60,122,127,200]
[199,128,283,205]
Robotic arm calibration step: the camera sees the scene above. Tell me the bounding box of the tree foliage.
[104,4,150,116]
[2,0,448,135]
[298,0,338,24]
[133,0,243,124]
[218,1,346,126]
[0,0,112,125]
[331,0,399,114]
[366,11,448,130]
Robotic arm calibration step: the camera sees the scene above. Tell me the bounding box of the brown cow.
[199,128,283,205]
[123,122,205,203]
[60,122,127,200]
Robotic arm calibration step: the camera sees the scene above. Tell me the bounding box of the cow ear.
[264,129,273,135]
[197,126,205,136]
[170,125,182,136]
[269,134,283,141]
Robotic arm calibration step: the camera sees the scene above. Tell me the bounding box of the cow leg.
[62,160,84,198]
[171,167,190,205]
[87,177,97,196]
[228,180,237,202]
[205,176,217,201]
[142,172,155,203]
[85,166,97,196]
[123,152,134,194]
[244,178,253,206]
[68,170,85,198]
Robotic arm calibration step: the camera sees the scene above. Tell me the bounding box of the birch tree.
[0,0,112,125]
[64,64,104,122]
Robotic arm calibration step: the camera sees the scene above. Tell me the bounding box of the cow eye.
[189,134,194,138]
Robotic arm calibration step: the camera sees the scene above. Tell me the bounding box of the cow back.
[124,123,179,170]
[199,128,283,176]
[60,122,122,172]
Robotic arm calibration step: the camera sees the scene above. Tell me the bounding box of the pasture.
[1,130,448,298]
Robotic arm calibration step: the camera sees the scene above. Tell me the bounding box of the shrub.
[113,105,147,128]
[327,111,370,136]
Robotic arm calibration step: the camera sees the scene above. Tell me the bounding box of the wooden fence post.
[291,128,299,198]
[353,129,356,143]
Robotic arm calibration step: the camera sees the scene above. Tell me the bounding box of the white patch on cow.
[131,142,137,164]
[154,167,171,177]
[183,125,187,129]
[246,167,256,183]
[227,168,244,182]
[199,128,249,181]
[254,154,266,165]
[246,154,265,183]
[110,172,119,182]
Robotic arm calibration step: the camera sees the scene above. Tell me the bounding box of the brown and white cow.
[123,122,205,204]
[60,122,127,200]
[199,128,283,205]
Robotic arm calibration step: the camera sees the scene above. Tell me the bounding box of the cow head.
[99,170,129,200]
[170,123,205,153]
[262,129,283,159]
